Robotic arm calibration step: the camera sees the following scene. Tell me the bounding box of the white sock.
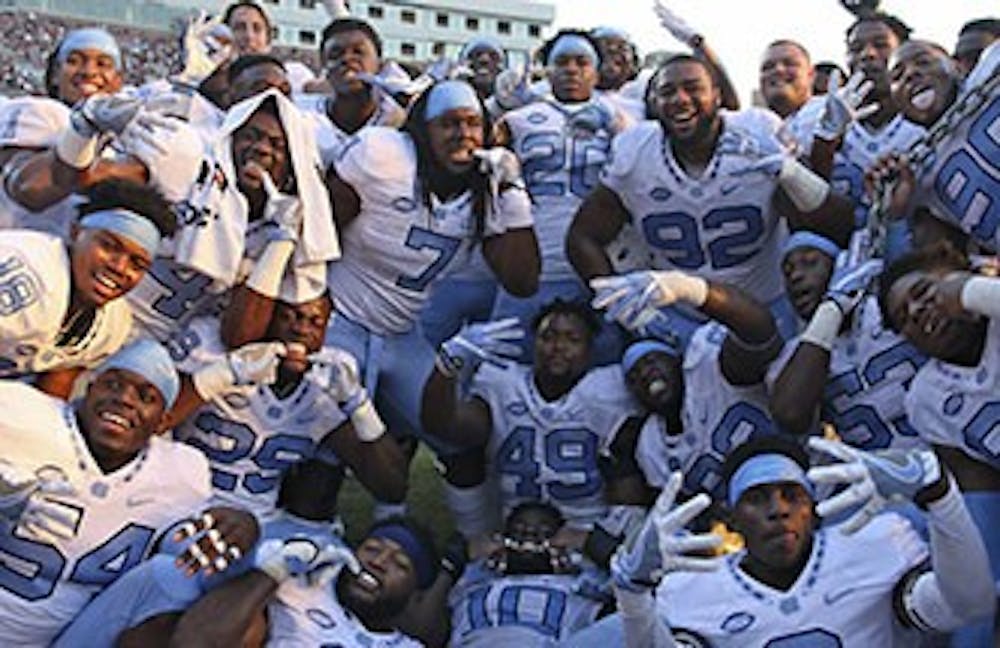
[444,481,498,538]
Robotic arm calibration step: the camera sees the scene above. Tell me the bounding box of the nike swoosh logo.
[823,586,858,605]
[720,184,739,195]
[873,454,924,482]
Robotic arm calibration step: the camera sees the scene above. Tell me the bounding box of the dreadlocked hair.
[403,81,493,240]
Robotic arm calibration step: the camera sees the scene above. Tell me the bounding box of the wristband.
[245,240,295,299]
[778,157,830,212]
[54,128,98,169]
[350,398,385,442]
[799,301,843,351]
[960,276,1000,320]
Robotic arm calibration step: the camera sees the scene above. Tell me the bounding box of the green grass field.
[337,445,456,547]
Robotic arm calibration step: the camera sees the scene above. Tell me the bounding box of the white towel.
[173,88,339,287]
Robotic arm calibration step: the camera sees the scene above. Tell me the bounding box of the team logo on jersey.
[649,187,672,202]
[943,393,964,416]
[506,401,528,416]
[305,608,337,629]
[391,196,418,213]
[223,393,251,410]
[720,612,755,634]
[527,111,548,125]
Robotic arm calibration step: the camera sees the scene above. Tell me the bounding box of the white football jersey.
[657,513,927,647]
[471,363,640,528]
[329,128,534,335]
[504,98,626,281]
[781,96,826,156]
[637,323,776,499]
[831,115,925,227]
[170,317,348,517]
[449,562,606,646]
[0,229,132,376]
[913,43,1000,252]
[0,384,210,645]
[767,297,928,451]
[266,580,422,647]
[601,118,788,305]
[905,316,1000,469]
[296,92,407,169]
[0,96,82,239]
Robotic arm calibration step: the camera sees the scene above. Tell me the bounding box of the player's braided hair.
[403,81,493,240]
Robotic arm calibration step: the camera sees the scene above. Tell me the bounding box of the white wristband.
[54,128,98,170]
[778,157,830,212]
[245,240,295,299]
[960,276,1000,320]
[799,301,843,352]
[350,398,386,442]
[192,360,236,401]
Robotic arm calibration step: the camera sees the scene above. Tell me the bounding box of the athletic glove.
[806,437,946,534]
[437,318,525,377]
[824,258,883,317]
[653,1,701,47]
[590,271,708,331]
[308,349,385,442]
[815,70,879,142]
[192,342,289,400]
[610,471,720,592]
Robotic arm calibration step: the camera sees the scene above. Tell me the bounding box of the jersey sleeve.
[468,361,511,406]
[332,127,411,190]
[0,231,67,344]
[0,97,69,149]
[599,123,656,200]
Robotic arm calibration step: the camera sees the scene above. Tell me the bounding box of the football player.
[568,54,855,346]
[0,339,257,644]
[448,502,609,646]
[490,30,630,362]
[224,1,316,93]
[868,38,998,253]
[807,11,925,230]
[165,292,407,519]
[768,232,927,451]
[0,180,174,397]
[422,300,645,566]
[952,18,999,78]
[880,242,1000,644]
[599,270,782,502]
[609,437,995,646]
[0,27,202,239]
[298,17,406,170]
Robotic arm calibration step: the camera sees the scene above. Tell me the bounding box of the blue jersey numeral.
[934,96,1000,244]
[466,583,568,638]
[0,520,155,601]
[395,226,462,292]
[148,262,213,321]
[497,426,601,501]
[520,131,610,200]
[687,402,773,497]
[186,412,316,494]
[963,401,1000,468]
[642,205,765,271]
[823,342,926,450]
[0,256,38,316]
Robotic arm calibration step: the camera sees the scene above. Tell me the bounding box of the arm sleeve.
[615,585,678,648]
[899,482,997,632]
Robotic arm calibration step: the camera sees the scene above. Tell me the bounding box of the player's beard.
[337,573,410,626]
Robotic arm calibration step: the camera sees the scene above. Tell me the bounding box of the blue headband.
[461,37,504,62]
[547,35,599,67]
[591,26,631,41]
[622,339,680,373]
[79,209,160,258]
[782,231,840,260]
[425,80,482,121]
[98,339,180,408]
[727,453,814,507]
[367,523,436,589]
[57,28,122,70]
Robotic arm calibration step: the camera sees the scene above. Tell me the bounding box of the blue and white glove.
[308,349,385,442]
[590,271,708,332]
[57,93,155,168]
[437,318,525,377]
[824,258,883,317]
[255,537,361,584]
[717,128,789,178]
[258,167,303,243]
[493,61,537,111]
[815,70,879,142]
[473,147,524,202]
[806,437,945,534]
[0,463,78,544]
[321,0,351,19]
[178,10,234,86]
[653,1,701,47]
[193,342,289,400]
[610,471,720,592]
